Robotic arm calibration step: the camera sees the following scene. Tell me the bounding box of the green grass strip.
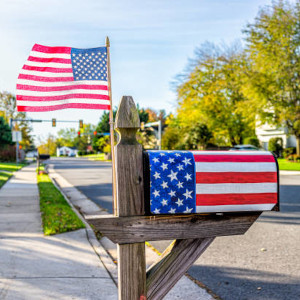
[81,153,107,161]
[0,162,27,172]
[277,158,300,171]
[37,172,85,235]
[0,172,12,189]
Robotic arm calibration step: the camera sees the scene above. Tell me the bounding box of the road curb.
[279,170,300,175]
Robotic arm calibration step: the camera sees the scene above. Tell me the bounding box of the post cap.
[115,96,140,129]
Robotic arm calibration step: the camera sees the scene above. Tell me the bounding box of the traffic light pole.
[16,140,19,164]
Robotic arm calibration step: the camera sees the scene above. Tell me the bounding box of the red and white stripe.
[16,44,110,112]
[192,151,278,213]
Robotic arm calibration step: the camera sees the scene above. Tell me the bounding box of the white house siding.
[56,146,78,157]
[256,124,296,150]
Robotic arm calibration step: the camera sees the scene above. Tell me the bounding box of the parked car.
[26,150,38,158]
[229,144,259,151]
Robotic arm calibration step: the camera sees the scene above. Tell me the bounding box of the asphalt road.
[49,157,300,300]
[49,157,113,213]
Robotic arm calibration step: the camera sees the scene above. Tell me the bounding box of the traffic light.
[93,131,97,136]
[79,120,83,128]
[52,118,56,127]
[77,131,81,137]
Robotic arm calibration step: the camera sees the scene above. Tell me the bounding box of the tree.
[244,136,260,148]
[0,92,17,119]
[76,123,96,151]
[175,42,254,146]
[243,0,300,154]
[37,134,57,156]
[161,126,184,150]
[188,123,213,150]
[96,111,110,134]
[137,105,149,123]
[268,137,283,157]
[0,91,34,151]
[57,128,78,148]
[0,117,13,147]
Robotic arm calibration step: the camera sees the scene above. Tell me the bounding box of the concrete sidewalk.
[0,165,117,300]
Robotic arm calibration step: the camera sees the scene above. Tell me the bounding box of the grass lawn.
[0,162,27,172]
[37,172,85,235]
[0,172,12,189]
[277,158,300,171]
[81,153,110,161]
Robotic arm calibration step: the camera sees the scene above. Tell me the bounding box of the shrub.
[287,154,300,163]
[283,147,296,158]
[268,137,283,157]
[0,145,16,162]
[103,144,111,154]
[95,136,110,152]
[244,136,260,148]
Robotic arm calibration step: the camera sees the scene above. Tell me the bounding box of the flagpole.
[106,36,117,216]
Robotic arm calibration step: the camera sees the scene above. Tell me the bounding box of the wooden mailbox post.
[89,96,271,300]
[114,96,146,299]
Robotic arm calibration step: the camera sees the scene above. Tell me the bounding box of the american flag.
[147,150,278,214]
[16,44,110,112]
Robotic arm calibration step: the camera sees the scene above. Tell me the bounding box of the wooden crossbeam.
[87,212,261,244]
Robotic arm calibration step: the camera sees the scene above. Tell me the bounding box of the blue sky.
[0,0,274,143]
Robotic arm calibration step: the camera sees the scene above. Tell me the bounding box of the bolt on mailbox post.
[88,96,280,300]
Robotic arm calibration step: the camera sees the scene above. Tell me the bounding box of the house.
[56,146,78,157]
[256,122,296,150]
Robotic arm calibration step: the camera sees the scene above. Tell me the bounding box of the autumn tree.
[175,42,253,146]
[243,0,300,154]
[56,128,78,148]
[0,91,34,151]
[37,134,57,156]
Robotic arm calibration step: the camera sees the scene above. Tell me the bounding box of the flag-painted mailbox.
[144,150,279,214]
[88,96,281,300]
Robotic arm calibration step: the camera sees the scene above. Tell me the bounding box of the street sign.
[12,131,22,142]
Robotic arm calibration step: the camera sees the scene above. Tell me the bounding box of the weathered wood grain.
[87,212,261,244]
[115,96,144,217]
[114,96,146,300]
[146,238,215,300]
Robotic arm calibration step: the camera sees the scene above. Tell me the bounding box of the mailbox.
[144,150,279,215]
[38,154,50,160]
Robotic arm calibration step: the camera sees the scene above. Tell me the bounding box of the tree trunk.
[296,136,300,156]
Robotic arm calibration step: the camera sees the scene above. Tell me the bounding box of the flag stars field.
[149,151,196,214]
[183,189,193,200]
[161,163,168,170]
